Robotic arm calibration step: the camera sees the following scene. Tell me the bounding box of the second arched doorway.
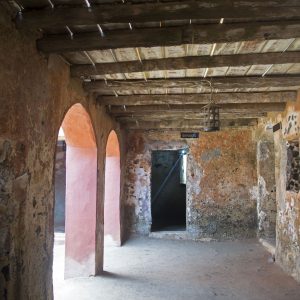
[104,130,121,246]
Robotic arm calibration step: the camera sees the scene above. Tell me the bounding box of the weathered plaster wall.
[255,124,277,239]
[273,92,300,282]
[0,8,125,300]
[124,129,257,240]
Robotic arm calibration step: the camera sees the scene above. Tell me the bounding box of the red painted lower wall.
[65,146,97,278]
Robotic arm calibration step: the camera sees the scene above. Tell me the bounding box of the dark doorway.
[54,135,66,233]
[151,149,187,231]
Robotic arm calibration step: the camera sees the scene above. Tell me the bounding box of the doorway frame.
[147,142,190,234]
[150,149,188,232]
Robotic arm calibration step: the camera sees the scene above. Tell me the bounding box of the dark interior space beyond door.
[54,139,66,233]
[151,149,187,231]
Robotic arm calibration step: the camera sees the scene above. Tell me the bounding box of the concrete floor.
[53,236,300,300]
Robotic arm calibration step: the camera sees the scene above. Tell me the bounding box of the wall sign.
[273,122,282,133]
[180,132,199,138]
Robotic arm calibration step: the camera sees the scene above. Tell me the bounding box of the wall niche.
[286,140,300,193]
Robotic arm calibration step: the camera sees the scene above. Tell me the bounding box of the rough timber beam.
[37,21,300,53]
[115,112,267,122]
[85,76,300,93]
[72,51,300,77]
[123,118,258,130]
[108,103,286,115]
[98,91,296,106]
[17,1,300,29]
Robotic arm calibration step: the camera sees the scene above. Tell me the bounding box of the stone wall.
[255,124,277,239]
[0,8,124,300]
[274,94,300,282]
[124,129,257,240]
[286,141,300,193]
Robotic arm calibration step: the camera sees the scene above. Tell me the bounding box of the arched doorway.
[104,130,121,247]
[53,103,97,282]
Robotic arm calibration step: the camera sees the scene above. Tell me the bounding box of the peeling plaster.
[125,130,257,240]
[255,128,277,240]
[283,112,300,137]
[201,148,221,162]
[0,9,120,299]
[249,185,259,201]
[274,108,300,281]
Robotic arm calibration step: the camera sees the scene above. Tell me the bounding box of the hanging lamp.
[202,80,220,132]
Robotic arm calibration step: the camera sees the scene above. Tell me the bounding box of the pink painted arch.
[104,130,121,246]
[60,103,97,278]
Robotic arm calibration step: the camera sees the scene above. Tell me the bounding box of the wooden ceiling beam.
[123,118,258,130]
[18,2,300,29]
[108,102,286,115]
[37,21,300,53]
[17,1,300,29]
[16,0,300,9]
[98,91,296,106]
[72,51,300,77]
[115,112,267,122]
[85,76,300,93]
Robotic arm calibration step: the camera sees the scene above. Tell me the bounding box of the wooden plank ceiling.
[12,0,300,130]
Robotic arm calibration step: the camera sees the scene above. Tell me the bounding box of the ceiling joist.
[37,21,300,53]
[115,112,267,122]
[71,51,300,77]
[107,103,286,115]
[123,118,258,130]
[97,91,296,106]
[17,1,300,30]
[85,76,300,93]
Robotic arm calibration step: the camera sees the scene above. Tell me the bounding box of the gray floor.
[53,236,300,300]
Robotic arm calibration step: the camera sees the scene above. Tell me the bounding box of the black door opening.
[151,149,187,232]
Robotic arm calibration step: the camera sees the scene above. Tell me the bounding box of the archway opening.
[53,103,97,287]
[104,130,121,250]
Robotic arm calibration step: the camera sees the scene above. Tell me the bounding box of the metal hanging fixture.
[201,80,220,132]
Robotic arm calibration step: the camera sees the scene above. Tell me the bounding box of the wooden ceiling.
[9,0,300,130]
